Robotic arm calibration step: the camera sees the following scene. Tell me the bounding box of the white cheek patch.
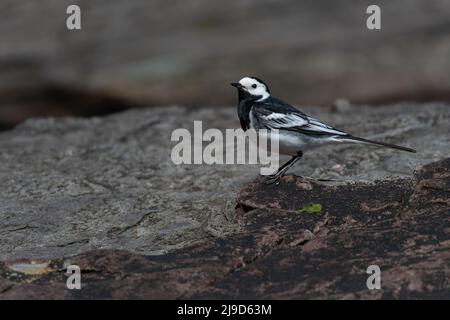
[238,77,255,87]
[255,89,270,101]
[238,77,270,101]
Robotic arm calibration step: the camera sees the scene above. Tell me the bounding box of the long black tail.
[341,135,416,153]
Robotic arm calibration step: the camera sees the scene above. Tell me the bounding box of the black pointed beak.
[230,82,242,88]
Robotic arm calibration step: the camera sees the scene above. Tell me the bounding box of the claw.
[265,175,281,185]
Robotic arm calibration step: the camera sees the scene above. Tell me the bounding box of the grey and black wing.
[252,101,416,153]
[252,102,348,137]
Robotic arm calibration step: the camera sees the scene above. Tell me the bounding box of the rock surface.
[0,106,257,260]
[0,102,449,299]
[1,158,449,299]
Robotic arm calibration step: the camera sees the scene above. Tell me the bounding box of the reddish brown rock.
[0,159,449,299]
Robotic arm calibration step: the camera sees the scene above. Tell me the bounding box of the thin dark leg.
[265,151,303,185]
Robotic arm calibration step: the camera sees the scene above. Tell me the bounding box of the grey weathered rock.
[0,157,449,299]
[0,106,256,260]
[0,102,449,262]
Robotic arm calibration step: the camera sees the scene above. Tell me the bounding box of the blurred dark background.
[1,0,450,130]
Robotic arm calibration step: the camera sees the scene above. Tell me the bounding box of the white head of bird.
[231,76,271,101]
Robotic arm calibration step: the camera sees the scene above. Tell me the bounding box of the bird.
[230,76,416,185]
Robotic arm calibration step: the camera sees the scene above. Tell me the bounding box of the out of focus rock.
[2,0,450,129]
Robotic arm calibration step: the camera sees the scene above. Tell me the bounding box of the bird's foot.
[265,174,282,185]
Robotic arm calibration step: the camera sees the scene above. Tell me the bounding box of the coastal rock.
[0,102,449,298]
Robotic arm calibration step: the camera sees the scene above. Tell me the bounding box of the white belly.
[256,130,335,155]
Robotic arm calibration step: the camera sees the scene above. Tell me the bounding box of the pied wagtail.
[231,76,416,185]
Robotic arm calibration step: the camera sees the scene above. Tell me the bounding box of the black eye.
[252,84,257,88]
